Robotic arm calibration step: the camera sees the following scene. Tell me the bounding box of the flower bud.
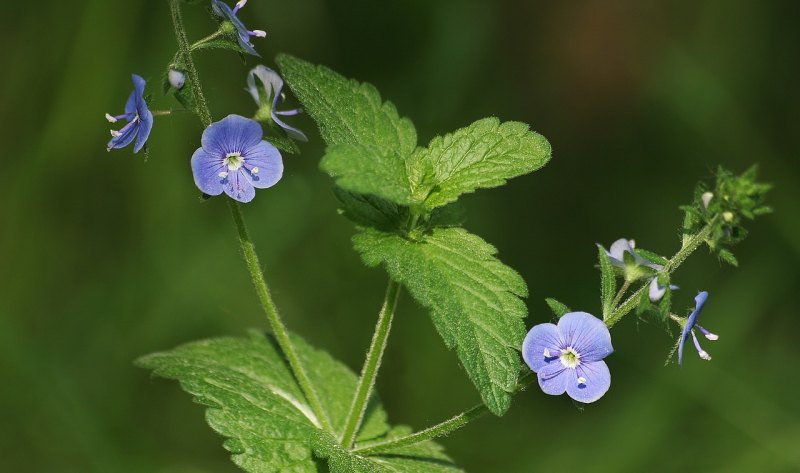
[168,69,186,89]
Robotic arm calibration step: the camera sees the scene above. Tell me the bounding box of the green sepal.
[545,298,572,318]
[718,248,739,267]
[598,245,616,319]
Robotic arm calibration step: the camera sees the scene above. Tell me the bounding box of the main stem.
[605,222,715,328]
[340,279,402,448]
[168,0,332,432]
[353,373,536,455]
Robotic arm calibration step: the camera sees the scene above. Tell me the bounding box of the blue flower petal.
[107,120,139,151]
[537,362,570,396]
[522,322,561,373]
[201,114,263,156]
[568,360,611,403]
[225,169,256,203]
[191,148,226,196]
[679,291,709,365]
[211,0,261,57]
[608,238,634,264]
[243,141,283,189]
[271,113,308,142]
[556,312,613,362]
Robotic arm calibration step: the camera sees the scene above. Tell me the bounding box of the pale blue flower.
[106,74,153,153]
[678,291,719,365]
[522,312,613,403]
[191,115,283,203]
[246,65,308,141]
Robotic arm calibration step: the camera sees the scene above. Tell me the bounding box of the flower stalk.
[340,278,402,448]
[168,0,332,433]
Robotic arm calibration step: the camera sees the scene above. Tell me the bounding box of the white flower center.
[224,152,245,171]
[559,347,581,369]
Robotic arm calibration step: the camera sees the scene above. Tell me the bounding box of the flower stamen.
[224,152,245,171]
[690,330,712,361]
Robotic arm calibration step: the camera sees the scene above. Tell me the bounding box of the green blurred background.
[1,0,798,471]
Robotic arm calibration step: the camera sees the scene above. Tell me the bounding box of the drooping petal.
[242,141,283,189]
[557,312,613,362]
[536,362,570,396]
[133,109,153,154]
[107,120,139,151]
[124,90,138,118]
[224,169,256,203]
[271,113,309,142]
[191,148,226,196]
[649,277,666,302]
[678,291,709,365]
[568,360,611,403]
[522,322,562,372]
[201,115,263,156]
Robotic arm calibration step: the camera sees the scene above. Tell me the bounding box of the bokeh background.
[1,0,798,471]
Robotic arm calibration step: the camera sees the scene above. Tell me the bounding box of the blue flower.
[191,115,283,203]
[246,65,308,142]
[106,74,153,153]
[678,291,719,365]
[522,312,613,403]
[211,0,265,57]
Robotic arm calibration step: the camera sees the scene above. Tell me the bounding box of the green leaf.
[598,246,617,319]
[267,134,302,155]
[276,54,417,157]
[409,118,552,209]
[718,248,739,267]
[353,227,528,415]
[544,298,572,318]
[334,188,407,232]
[322,144,413,204]
[137,331,461,472]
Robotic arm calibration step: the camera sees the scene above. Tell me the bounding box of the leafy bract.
[353,227,528,415]
[598,246,616,320]
[137,331,461,473]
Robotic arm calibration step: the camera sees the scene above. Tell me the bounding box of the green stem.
[610,280,631,310]
[190,29,225,51]
[168,0,332,432]
[605,221,715,328]
[353,373,535,455]
[169,0,212,128]
[340,279,402,448]
[228,200,333,432]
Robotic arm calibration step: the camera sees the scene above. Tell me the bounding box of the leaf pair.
[276,55,551,415]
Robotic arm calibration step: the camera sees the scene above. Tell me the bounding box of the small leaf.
[353,227,528,415]
[718,248,739,267]
[277,54,417,157]
[598,246,617,319]
[266,134,301,154]
[137,331,461,472]
[545,298,572,318]
[334,188,407,232]
[409,117,552,209]
[635,248,668,266]
[636,289,651,316]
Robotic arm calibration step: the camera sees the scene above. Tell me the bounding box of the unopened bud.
[723,211,734,222]
[701,192,713,209]
[168,69,186,89]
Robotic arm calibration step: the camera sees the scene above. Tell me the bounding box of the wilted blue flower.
[601,238,661,270]
[168,69,186,89]
[191,114,283,203]
[247,65,308,142]
[106,74,153,153]
[522,311,613,403]
[601,238,677,301]
[678,291,719,365]
[211,0,265,57]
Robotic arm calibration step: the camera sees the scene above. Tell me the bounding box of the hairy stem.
[340,279,402,448]
[353,374,536,455]
[610,280,631,310]
[168,0,332,432]
[605,222,715,328]
[169,0,212,127]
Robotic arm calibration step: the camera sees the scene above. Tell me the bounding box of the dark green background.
[1,1,798,471]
